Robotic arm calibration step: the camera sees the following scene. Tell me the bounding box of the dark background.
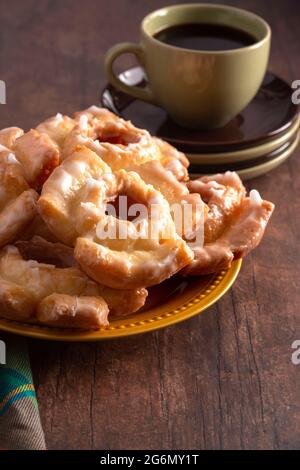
[0,0,300,449]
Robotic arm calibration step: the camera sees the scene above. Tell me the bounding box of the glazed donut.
[0,147,38,247]
[154,137,189,181]
[74,105,117,123]
[39,145,192,288]
[0,279,35,322]
[36,294,109,328]
[16,236,148,316]
[38,146,111,245]
[0,127,24,149]
[0,189,38,248]
[73,169,193,289]
[0,245,94,300]
[0,245,109,328]
[0,145,29,197]
[62,106,162,169]
[36,113,76,148]
[0,106,276,330]
[95,284,148,317]
[126,159,204,240]
[188,171,246,243]
[182,173,274,275]
[13,129,60,190]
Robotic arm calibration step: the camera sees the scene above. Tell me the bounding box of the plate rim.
[0,260,242,342]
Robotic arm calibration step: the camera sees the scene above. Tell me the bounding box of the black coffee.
[154,23,256,51]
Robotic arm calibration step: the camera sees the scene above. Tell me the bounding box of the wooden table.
[0,0,299,450]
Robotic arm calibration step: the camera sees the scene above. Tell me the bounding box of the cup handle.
[105,42,157,104]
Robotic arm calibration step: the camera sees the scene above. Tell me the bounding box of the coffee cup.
[105,3,271,129]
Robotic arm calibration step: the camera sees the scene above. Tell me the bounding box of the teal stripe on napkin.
[0,334,46,450]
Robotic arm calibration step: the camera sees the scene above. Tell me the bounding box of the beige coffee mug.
[105,3,271,129]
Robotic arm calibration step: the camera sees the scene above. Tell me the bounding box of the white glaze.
[250,189,263,206]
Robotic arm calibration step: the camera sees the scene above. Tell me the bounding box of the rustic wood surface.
[0,0,299,450]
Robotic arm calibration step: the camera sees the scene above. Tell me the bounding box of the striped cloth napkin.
[0,333,46,450]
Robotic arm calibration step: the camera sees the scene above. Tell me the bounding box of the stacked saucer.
[101,67,299,180]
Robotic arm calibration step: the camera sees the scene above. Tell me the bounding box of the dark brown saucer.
[101,67,299,153]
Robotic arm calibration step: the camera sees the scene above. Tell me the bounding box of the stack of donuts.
[0,106,274,329]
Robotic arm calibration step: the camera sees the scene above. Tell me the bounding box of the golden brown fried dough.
[13,129,60,190]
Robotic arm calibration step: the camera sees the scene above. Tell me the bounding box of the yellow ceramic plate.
[187,114,300,164]
[0,260,242,341]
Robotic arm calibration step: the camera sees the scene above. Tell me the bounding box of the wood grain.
[1,0,299,450]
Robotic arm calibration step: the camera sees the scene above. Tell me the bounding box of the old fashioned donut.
[154,137,189,181]
[16,236,148,317]
[95,284,148,317]
[64,107,189,180]
[188,171,246,243]
[0,245,109,328]
[0,189,38,248]
[182,173,274,275]
[36,113,76,148]
[36,294,109,328]
[0,278,35,321]
[0,127,24,149]
[39,145,193,288]
[126,159,205,241]
[0,147,38,247]
[13,128,60,190]
[62,106,162,169]
[0,106,276,331]
[74,169,194,289]
[0,146,29,197]
[38,146,111,245]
